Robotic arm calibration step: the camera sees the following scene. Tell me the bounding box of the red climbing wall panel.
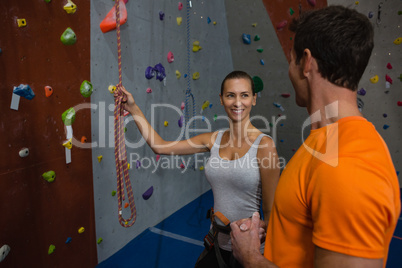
[262,0,327,62]
[0,1,97,267]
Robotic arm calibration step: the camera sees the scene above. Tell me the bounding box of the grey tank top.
[205,130,271,251]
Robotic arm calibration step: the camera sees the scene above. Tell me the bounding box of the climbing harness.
[113,0,136,227]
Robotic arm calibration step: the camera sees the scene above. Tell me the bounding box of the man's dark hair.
[220,71,255,95]
[289,5,374,91]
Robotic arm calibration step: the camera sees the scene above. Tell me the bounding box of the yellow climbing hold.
[127,163,130,169]
[164,121,169,127]
[355,1,359,5]
[177,17,182,25]
[192,41,202,52]
[175,70,181,79]
[64,0,77,14]
[199,166,204,171]
[370,75,379,83]
[252,23,257,27]
[193,72,200,80]
[63,138,72,149]
[97,155,103,162]
[393,37,402,45]
[78,227,85,234]
[108,85,116,93]
[17,19,27,27]
[213,21,217,25]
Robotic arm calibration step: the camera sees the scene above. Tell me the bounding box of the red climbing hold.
[397,101,402,107]
[100,0,128,33]
[281,93,291,98]
[276,20,288,30]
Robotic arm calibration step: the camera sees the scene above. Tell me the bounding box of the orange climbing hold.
[100,0,128,33]
[45,86,53,97]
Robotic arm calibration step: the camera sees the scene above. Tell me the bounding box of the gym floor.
[97,189,402,268]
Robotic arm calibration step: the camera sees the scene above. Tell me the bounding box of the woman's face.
[220,78,256,123]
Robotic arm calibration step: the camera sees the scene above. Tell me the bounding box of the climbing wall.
[0,0,97,267]
[91,0,234,262]
[225,0,401,184]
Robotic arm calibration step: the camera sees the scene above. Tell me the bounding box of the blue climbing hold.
[65,237,72,244]
[207,17,211,24]
[145,66,155,79]
[260,59,265,65]
[13,84,35,100]
[383,124,390,130]
[242,34,251,44]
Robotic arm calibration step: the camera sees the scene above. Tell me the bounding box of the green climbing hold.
[290,8,294,15]
[252,76,264,93]
[60,27,77,45]
[45,0,51,2]
[80,80,93,98]
[48,244,55,255]
[398,74,402,82]
[62,107,76,126]
[257,48,263,53]
[398,11,402,15]
[214,114,217,122]
[254,35,260,41]
[42,171,56,183]
[111,190,116,196]
[97,238,103,244]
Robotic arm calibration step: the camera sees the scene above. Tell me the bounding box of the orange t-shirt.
[264,116,400,267]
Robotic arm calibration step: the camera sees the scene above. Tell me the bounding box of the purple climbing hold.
[154,63,166,81]
[368,11,374,18]
[159,11,165,20]
[136,160,141,169]
[383,113,388,118]
[178,115,184,127]
[142,186,154,200]
[145,66,155,79]
[242,33,251,44]
[357,88,366,96]
[13,84,35,100]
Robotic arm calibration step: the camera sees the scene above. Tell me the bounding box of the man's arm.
[315,246,383,268]
[230,212,278,268]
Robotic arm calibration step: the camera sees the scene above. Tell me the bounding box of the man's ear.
[302,48,314,77]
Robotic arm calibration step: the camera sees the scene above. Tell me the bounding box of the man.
[230,5,400,268]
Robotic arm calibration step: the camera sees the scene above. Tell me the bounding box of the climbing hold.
[42,170,56,183]
[209,103,213,108]
[385,74,393,84]
[19,148,29,158]
[78,227,85,234]
[398,74,402,82]
[201,100,210,113]
[383,113,387,118]
[63,138,72,149]
[213,21,217,25]
[387,63,392,69]
[167,51,174,63]
[80,80,93,98]
[355,1,359,5]
[142,186,154,200]
[289,7,294,16]
[13,84,35,100]
[357,88,366,96]
[252,23,257,27]
[257,48,263,53]
[192,41,202,52]
[124,203,129,208]
[254,35,260,41]
[252,76,264,93]
[48,245,55,255]
[45,0,51,2]
[159,11,165,20]
[177,17,182,26]
[207,17,211,24]
[145,66,155,79]
[180,163,185,169]
[192,72,200,80]
[199,166,204,171]
[146,88,152,93]
[276,20,287,30]
[156,155,161,161]
[127,163,130,169]
[273,102,285,111]
[281,93,291,98]
[60,27,77,45]
[111,190,116,196]
[242,34,251,44]
[62,107,76,126]
[368,11,374,18]
[393,37,402,45]
[369,75,379,83]
[81,136,87,143]
[154,63,166,81]
[397,101,402,106]
[398,11,402,15]
[178,115,184,127]
[63,0,77,14]
[383,124,390,130]
[97,238,103,244]
[307,0,316,7]
[176,70,181,79]
[0,245,10,262]
[17,19,27,27]
[202,116,205,122]
[65,237,72,244]
[97,155,103,162]
[136,160,141,169]
[178,2,183,10]
[280,139,284,143]
[181,102,185,110]
[214,114,217,121]
[164,121,168,127]
[108,85,116,93]
[100,0,127,33]
[45,86,53,97]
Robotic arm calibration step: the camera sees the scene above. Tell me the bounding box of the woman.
[120,71,280,267]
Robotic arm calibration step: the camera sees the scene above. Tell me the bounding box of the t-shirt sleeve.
[309,157,397,258]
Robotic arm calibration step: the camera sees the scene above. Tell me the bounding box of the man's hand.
[234,216,266,242]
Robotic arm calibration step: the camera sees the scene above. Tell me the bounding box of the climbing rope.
[114,0,136,227]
